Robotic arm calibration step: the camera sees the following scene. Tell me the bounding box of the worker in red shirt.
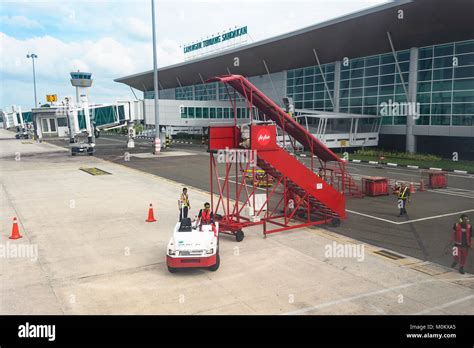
[451,214,472,274]
[197,202,217,235]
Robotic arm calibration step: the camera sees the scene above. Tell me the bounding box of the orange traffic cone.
[419,179,426,192]
[9,217,22,240]
[146,203,157,222]
[409,182,415,194]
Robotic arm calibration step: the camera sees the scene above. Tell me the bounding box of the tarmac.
[1,130,474,314]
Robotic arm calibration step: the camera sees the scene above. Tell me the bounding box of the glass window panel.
[216,108,222,118]
[49,119,56,132]
[365,56,379,67]
[304,84,314,93]
[314,91,324,100]
[434,43,454,57]
[380,74,395,85]
[394,94,407,103]
[295,86,303,93]
[303,101,313,109]
[350,78,363,88]
[295,101,303,109]
[452,103,474,114]
[419,47,433,59]
[382,116,393,125]
[325,65,335,73]
[431,103,452,114]
[349,88,363,98]
[365,86,378,96]
[417,93,431,104]
[432,91,452,103]
[325,73,334,81]
[364,106,378,115]
[195,107,202,118]
[327,82,334,90]
[287,70,295,79]
[432,68,453,80]
[434,56,454,69]
[350,98,363,106]
[452,116,473,126]
[324,100,333,108]
[395,84,407,94]
[432,80,453,91]
[394,116,407,125]
[350,59,364,69]
[188,107,195,118]
[455,66,474,79]
[304,67,314,75]
[315,75,324,83]
[340,89,349,98]
[397,51,410,62]
[339,107,349,113]
[294,77,303,86]
[381,54,395,64]
[223,108,230,118]
[181,107,187,118]
[287,86,294,95]
[418,69,432,81]
[349,106,362,114]
[314,83,325,92]
[396,73,409,84]
[304,92,313,100]
[365,66,379,76]
[304,76,314,84]
[364,76,378,86]
[399,61,410,72]
[364,96,378,106]
[314,100,324,109]
[341,71,350,80]
[418,59,433,70]
[457,53,474,66]
[419,104,431,115]
[294,93,303,101]
[416,116,430,125]
[453,78,474,90]
[340,98,349,107]
[379,85,394,95]
[453,91,474,103]
[380,64,395,75]
[294,69,303,78]
[203,108,209,118]
[210,108,216,118]
[455,40,474,55]
[417,81,431,93]
[350,69,363,78]
[431,116,451,125]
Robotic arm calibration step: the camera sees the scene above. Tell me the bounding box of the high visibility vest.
[398,187,408,200]
[179,193,189,207]
[201,209,212,224]
[454,223,471,246]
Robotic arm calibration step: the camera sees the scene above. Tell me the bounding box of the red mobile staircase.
[207,75,351,239]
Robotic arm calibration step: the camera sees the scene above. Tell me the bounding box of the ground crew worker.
[451,214,472,274]
[197,202,214,225]
[396,182,410,217]
[178,188,190,222]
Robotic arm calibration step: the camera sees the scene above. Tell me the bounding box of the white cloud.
[0,32,183,108]
[0,15,43,29]
[122,17,151,41]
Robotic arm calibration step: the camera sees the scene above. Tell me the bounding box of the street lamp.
[151,0,161,154]
[26,53,38,108]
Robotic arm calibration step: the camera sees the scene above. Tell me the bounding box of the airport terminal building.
[116,0,474,158]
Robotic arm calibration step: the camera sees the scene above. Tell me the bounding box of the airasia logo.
[256,129,271,146]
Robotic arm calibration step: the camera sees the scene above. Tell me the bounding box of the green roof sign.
[184,26,248,54]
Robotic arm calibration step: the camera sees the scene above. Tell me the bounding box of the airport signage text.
[183,26,248,54]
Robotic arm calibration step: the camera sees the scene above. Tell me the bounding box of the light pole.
[26,53,38,108]
[151,0,161,153]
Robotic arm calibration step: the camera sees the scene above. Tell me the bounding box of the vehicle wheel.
[88,152,93,156]
[167,266,177,273]
[71,152,76,156]
[331,218,341,227]
[235,230,244,242]
[209,253,220,272]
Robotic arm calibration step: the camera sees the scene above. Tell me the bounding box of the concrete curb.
[346,159,474,175]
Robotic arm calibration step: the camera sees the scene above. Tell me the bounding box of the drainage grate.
[80,167,111,176]
[373,249,405,260]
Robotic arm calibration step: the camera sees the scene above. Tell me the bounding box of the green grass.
[343,154,474,172]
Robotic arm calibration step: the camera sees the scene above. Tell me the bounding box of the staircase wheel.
[235,230,244,242]
[331,218,341,227]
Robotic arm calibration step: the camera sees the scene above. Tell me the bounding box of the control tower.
[70,71,93,104]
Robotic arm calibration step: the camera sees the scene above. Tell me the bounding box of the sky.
[0,0,390,110]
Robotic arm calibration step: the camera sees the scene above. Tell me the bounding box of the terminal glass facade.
[286,63,335,112]
[180,106,256,119]
[417,39,474,126]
